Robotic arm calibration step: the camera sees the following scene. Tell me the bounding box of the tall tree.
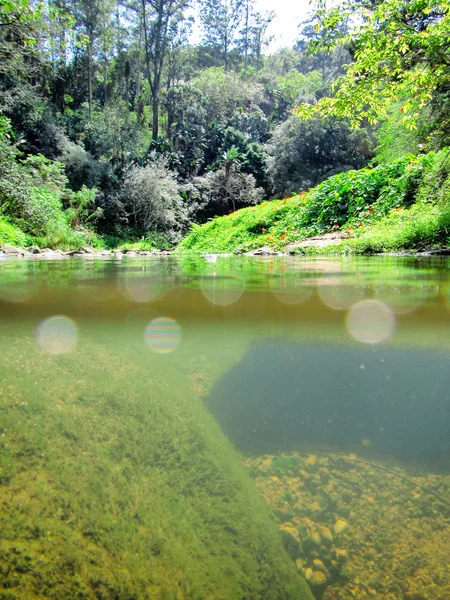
[141,0,190,140]
[0,0,42,110]
[74,0,114,119]
[199,0,244,70]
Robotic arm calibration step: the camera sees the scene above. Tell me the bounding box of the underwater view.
[0,254,449,600]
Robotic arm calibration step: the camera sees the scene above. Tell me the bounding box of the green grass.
[178,150,450,255]
[342,200,450,254]
[0,217,29,247]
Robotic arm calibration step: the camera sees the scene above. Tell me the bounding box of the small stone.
[334,519,349,535]
[318,525,333,544]
[310,530,322,546]
[305,455,317,466]
[312,558,327,573]
[309,570,327,587]
[335,548,347,562]
[295,559,304,570]
[304,567,313,581]
[310,501,321,512]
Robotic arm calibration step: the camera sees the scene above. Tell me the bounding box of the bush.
[0,216,29,247]
[266,115,375,197]
[123,159,190,243]
[192,167,264,219]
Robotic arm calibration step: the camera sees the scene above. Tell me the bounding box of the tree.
[0,0,42,110]
[123,157,189,240]
[297,0,450,134]
[193,165,263,217]
[73,0,114,119]
[267,114,375,197]
[199,0,244,70]
[141,0,190,141]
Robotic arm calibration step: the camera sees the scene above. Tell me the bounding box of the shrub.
[193,167,264,218]
[123,159,190,243]
[0,216,29,247]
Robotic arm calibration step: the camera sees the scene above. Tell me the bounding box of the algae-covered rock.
[334,519,349,535]
[0,323,313,600]
[310,570,327,587]
[318,525,333,545]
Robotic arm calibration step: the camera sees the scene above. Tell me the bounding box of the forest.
[0,0,449,253]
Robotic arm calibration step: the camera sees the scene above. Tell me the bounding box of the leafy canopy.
[297,0,450,129]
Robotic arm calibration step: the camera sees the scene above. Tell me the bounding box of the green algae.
[0,322,313,600]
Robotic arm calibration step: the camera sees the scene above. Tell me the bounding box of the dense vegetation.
[179,150,450,253]
[0,0,449,251]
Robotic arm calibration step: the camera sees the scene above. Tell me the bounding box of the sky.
[188,0,316,54]
[254,0,315,52]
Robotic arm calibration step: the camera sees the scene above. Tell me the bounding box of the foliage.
[191,67,264,123]
[0,116,100,248]
[192,165,264,218]
[178,150,445,254]
[374,102,424,164]
[267,115,375,197]
[123,158,190,242]
[277,70,322,106]
[0,216,29,247]
[343,200,450,254]
[297,0,450,136]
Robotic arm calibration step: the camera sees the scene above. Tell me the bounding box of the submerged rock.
[333,520,349,535]
[309,570,327,587]
[318,525,333,545]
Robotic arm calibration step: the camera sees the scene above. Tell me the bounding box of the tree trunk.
[152,91,159,141]
[88,40,93,120]
[104,62,108,105]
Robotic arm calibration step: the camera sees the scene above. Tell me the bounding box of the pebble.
[334,519,349,534]
[309,570,327,587]
[318,525,333,544]
[312,558,327,573]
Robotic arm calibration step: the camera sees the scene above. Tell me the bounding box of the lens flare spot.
[36,316,78,355]
[144,317,181,354]
[0,280,39,303]
[346,300,395,344]
[270,275,314,305]
[200,275,244,306]
[318,280,367,310]
[118,276,168,303]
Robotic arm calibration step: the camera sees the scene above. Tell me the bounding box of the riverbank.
[2,150,449,259]
[177,150,450,256]
[0,243,171,259]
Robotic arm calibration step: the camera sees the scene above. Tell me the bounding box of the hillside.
[178,151,450,255]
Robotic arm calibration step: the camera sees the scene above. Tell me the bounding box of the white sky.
[255,0,315,52]
[188,0,316,54]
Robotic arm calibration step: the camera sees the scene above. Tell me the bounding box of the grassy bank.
[178,150,450,255]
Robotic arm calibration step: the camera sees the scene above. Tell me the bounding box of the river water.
[0,255,449,600]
